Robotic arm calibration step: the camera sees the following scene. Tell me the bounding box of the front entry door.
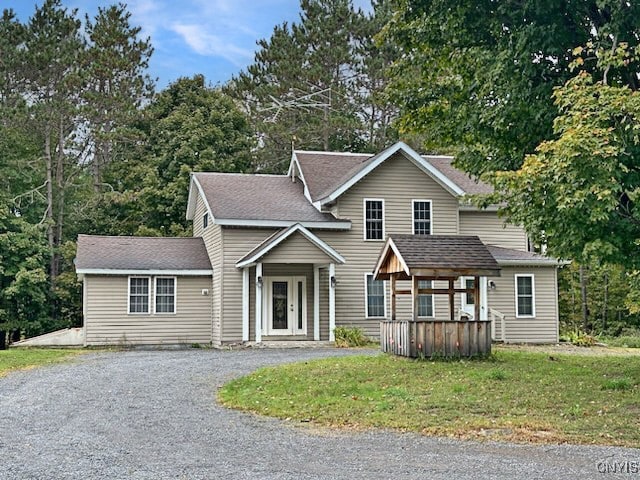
[264,276,307,336]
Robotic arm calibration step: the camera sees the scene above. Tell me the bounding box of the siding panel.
[487,266,559,343]
[85,275,212,345]
[460,211,528,251]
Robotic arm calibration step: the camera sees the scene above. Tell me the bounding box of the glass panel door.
[271,281,289,330]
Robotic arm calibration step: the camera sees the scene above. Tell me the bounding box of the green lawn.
[0,348,83,377]
[219,350,640,447]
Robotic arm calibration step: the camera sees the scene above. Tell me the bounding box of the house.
[75,142,561,346]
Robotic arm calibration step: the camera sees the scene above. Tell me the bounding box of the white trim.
[216,218,351,229]
[186,175,215,221]
[411,199,433,235]
[288,151,315,205]
[76,269,213,276]
[329,263,336,342]
[515,273,536,318]
[372,237,411,279]
[262,275,307,336]
[363,198,385,241]
[236,223,346,268]
[319,142,465,205]
[496,259,561,267]
[128,276,151,315]
[255,263,263,343]
[154,276,177,315]
[313,265,320,341]
[364,272,387,319]
[460,276,475,318]
[480,276,488,321]
[242,268,249,342]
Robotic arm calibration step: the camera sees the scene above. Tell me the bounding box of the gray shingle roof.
[487,245,560,266]
[389,235,500,274]
[425,156,493,195]
[294,151,377,201]
[75,235,212,271]
[194,173,340,223]
[294,149,493,201]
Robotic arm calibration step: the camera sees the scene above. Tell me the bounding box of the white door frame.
[460,276,475,318]
[263,276,307,336]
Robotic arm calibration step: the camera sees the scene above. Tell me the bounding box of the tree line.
[2,0,639,346]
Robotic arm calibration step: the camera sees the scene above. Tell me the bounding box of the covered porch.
[373,235,501,358]
[236,223,345,343]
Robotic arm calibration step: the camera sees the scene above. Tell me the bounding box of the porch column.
[329,263,336,342]
[473,276,481,321]
[242,268,249,342]
[480,276,488,321]
[313,265,320,341]
[255,262,263,343]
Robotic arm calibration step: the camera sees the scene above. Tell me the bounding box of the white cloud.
[171,23,254,65]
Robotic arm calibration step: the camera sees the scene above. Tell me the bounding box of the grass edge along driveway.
[0,348,83,377]
[219,349,640,447]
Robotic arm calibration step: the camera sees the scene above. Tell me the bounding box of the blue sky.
[8,0,372,88]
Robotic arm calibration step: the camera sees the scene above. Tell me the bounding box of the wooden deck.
[380,319,492,358]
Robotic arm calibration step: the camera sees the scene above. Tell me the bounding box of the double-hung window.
[364,199,384,240]
[515,274,535,317]
[417,280,434,317]
[155,277,176,314]
[129,277,150,314]
[365,274,386,318]
[412,200,432,235]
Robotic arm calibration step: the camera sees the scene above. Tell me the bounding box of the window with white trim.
[365,274,386,318]
[129,277,150,314]
[203,212,209,229]
[461,277,475,308]
[155,277,176,314]
[515,274,535,317]
[364,199,384,240]
[412,200,432,235]
[418,280,434,317]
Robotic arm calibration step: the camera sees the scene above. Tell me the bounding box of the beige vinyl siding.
[460,211,528,251]
[487,266,559,343]
[263,232,335,264]
[84,275,212,345]
[316,151,461,337]
[221,227,277,342]
[194,191,221,345]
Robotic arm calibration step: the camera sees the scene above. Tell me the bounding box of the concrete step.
[12,328,84,347]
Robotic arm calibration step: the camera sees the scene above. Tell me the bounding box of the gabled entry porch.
[236,224,345,343]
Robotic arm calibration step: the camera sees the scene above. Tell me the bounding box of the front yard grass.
[218,350,640,447]
[0,348,83,377]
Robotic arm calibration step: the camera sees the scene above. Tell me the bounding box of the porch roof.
[373,235,501,280]
[236,223,345,268]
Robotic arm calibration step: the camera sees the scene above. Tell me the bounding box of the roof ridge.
[295,150,373,156]
[193,172,288,178]
[78,234,201,240]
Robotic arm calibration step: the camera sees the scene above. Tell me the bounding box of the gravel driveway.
[1,348,637,479]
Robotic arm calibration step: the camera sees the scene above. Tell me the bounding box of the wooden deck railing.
[380,319,492,358]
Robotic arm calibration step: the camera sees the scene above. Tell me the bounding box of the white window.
[412,200,432,235]
[203,212,209,229]
[364,199,384,240]
[417,280,434,317]
[128,277,150,314]
[461,277,476,309]
[155,277,176,314]
[515,274,535,317]
[365,273,386,318]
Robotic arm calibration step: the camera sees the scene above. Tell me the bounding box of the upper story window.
[364,199,384,240]
[129,277,150,314]
[155,277,176,314]
[515,274,535,317]
[412,200,432,235]
[203,212,209,229]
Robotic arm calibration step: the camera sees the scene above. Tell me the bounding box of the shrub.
[334,326,369,347]
[560,328,596,347]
